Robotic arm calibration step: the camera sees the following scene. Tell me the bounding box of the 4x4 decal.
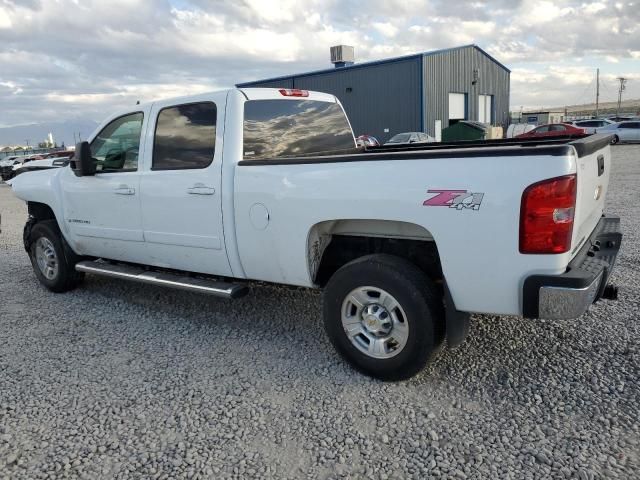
[423,189,484,211]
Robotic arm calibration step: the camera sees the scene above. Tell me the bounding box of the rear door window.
[153,102,217,170]
[243,100,354,160]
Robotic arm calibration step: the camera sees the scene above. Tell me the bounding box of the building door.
[478,95,493,123]
[448,93,466,125]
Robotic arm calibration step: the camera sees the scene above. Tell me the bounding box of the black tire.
[610,135,619,145]
[323,254,444,381]
[28,220,84,293]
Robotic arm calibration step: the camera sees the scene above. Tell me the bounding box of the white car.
[385,132,435,145]
[568,119,616,134]
[7,88,622,380]
[598,120,640,144]
[0,156,27,181]
[11,156,71,177]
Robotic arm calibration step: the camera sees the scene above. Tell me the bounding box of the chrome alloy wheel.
[341,286,409,359]
[35,237,59,280]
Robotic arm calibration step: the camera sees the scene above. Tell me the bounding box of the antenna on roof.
[136,100,140,105]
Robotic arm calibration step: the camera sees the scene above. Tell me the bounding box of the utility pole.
[616,77,627,118]
[595,68,600,118]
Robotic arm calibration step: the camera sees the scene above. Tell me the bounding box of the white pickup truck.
[7,88,622,380]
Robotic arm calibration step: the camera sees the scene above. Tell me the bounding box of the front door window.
[90,113,144,172]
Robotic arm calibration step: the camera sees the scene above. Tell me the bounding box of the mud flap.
[23,216,37,253]
[444,283,470,347]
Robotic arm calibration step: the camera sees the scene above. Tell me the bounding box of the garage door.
[449,93,466,120]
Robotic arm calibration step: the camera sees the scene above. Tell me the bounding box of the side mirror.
[73,141,96,177]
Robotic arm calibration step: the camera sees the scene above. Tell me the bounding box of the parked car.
[8,87,622,380]
[516,123,585,138]
[598,121,640,144]
[10,156,71,178]
[356,134,380,147]
[385,132,435,145]
[506,124,535,138]
[607,116,635,122]
[44,150,75,159]
[568,119,616,134]
[0,156,23,181]
[0,155,36,181]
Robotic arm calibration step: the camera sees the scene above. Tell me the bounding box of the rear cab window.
[243,99,355,160]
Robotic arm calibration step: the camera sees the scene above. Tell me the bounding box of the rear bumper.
[523,215,622,319]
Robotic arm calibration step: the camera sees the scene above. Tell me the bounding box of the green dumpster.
[441,121,488,142]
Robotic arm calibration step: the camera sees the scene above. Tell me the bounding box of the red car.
[516,123,585,138]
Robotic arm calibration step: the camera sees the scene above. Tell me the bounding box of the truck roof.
[131,88,337,111]
[239,88,337,103]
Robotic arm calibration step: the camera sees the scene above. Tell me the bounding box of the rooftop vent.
[330,45,355,68]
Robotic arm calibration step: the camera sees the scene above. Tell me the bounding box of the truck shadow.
[77,274,631,399]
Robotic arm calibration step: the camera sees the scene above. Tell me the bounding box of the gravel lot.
[1,146,639,480]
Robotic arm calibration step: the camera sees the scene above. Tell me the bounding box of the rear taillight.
[279,89,309,97]
[519,174,577,254]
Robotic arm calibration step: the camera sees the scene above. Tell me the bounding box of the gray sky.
[1,0,639,127]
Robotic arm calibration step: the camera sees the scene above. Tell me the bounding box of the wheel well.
[28,202,57,223]
[314,234,443,287]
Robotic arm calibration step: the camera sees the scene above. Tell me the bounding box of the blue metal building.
[237,44,511,143]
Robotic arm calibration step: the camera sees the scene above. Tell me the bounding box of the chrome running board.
[75,260,248,299]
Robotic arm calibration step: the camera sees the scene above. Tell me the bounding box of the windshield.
[388,133,411,143]
[243,99,354,160]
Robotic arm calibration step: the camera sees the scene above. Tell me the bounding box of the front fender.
[9,168,67,234]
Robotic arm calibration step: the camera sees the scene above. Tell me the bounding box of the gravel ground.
[1,146,639,480]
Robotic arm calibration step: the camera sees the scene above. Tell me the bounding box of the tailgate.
[571,134,613,255]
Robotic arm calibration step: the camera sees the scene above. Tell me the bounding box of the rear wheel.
[610,135,619,145]
[323,254,444,381]
[28,221,84,292]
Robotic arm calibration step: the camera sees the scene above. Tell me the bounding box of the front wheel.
[28,220,84,293]
[610,135,619,145]
[323,254,444,381]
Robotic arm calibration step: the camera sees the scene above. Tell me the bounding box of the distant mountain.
[0,119,99,148]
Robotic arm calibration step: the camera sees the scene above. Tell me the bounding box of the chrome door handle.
[114,185,135,195]
[187,183,215,195]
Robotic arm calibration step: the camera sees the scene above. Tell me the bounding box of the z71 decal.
[423,189,485,211]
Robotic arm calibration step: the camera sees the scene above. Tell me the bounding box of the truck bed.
[238,133,613,166]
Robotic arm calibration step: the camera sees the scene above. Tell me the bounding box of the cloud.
[0,0,638,134]
[0,6,12,28]
[372,22,399,38]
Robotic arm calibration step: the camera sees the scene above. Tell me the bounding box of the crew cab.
[7,88,622,380]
